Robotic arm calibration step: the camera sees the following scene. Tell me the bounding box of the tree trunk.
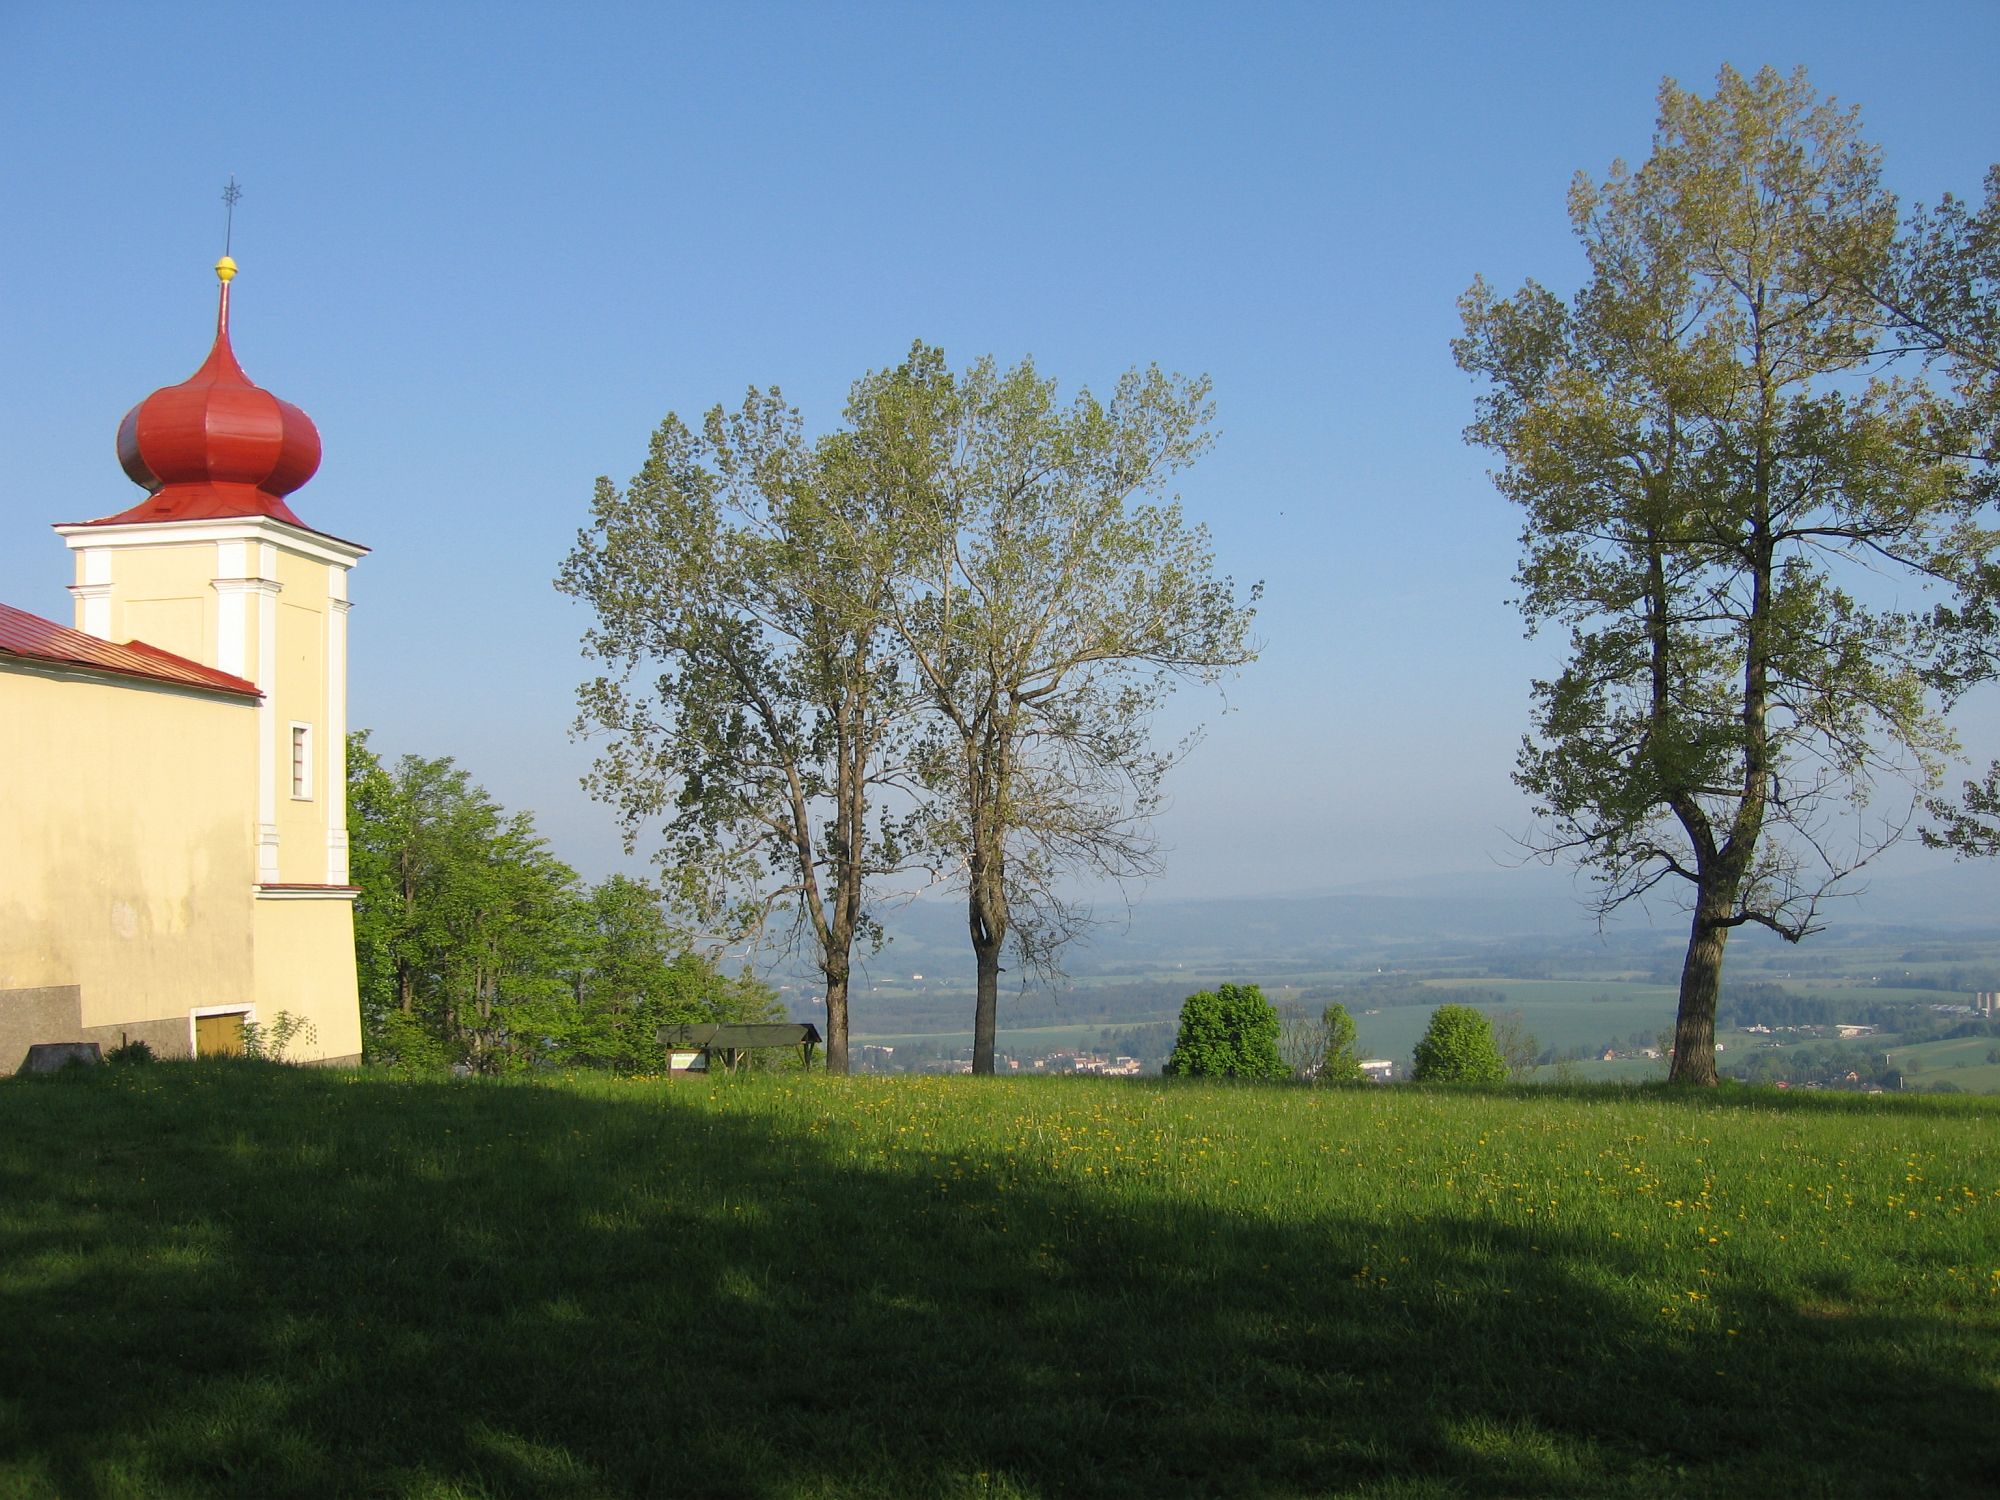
[824,965,850,1075]
[1668,884,1737,1085]
[970,901,1000,1075]
[967,857,1003,1075]
[966,730,1006,1076]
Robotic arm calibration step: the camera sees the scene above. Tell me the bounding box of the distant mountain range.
[833,859,2000,988]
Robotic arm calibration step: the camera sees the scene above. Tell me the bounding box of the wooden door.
[195,1012,245,1057]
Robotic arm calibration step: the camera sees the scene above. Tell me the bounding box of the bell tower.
[52,255,367,1060]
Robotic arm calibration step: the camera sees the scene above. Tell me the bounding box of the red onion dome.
[104,257,321,528]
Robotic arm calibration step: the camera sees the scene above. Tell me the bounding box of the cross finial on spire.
[221,175,242,256]
[216,177,241,287]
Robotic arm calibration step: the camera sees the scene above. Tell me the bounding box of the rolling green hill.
[2,1063,1993,1497]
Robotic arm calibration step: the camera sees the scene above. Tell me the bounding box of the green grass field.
[3,1063,1996,1497]
[1360,984,1677,1067]
[1889,1033,2000,1093]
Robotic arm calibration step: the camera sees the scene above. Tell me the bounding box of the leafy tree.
[349,731,489,1038]
[1455,66,1978,1085]
[1162,983,1288,1080]
[859,345,1259,1074]
[1870,167,2000,857]
[559,874,779,1071]
[1410,1005,1507,1085]
[1277,999,1366,1082]
[347,733,772,1074]
[559,385,924,1073]
[349,733,579,1071]
[1317,1002,1365,1084]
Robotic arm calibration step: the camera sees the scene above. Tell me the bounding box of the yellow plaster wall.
[252,898,364,1064]
[0,663,365,1069]
[82,543,221,665]
[0,666,257,1033]
[33,518,365,1068]
[273,590,328,884]
[74,528,350,886]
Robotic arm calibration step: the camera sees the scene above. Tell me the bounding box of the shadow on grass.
[0,1064,1993,1499]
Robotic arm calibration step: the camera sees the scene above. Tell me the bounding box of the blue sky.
[3,2,1995,907]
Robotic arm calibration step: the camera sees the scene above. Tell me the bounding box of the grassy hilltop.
[2,1064,1996,1498]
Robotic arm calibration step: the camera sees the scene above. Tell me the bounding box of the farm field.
[2,1063,1995,1498]
[856,979,1684,1076]
[1782,984,1970,1008]
[852,1021,1167,1060]
[1372,981,1679,1061]
[1887,1034,2000,1094]
[859,964,2000,1092]
[1534,1055,1668,1086]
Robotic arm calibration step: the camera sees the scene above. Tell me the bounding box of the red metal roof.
[96,267,321,529]
[0,602,260,700]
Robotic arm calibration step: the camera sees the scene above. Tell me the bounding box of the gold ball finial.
[215,255,238,284]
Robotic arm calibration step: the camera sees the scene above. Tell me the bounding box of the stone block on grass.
[20,1042,103,1073]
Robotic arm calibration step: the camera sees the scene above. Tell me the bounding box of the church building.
[1,256,366,1069]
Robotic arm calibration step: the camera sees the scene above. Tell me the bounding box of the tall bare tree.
[558,387,923,1073]
[849,345,1259,1074]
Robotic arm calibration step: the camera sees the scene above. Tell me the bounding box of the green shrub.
[1318,1003,1365,1083]
[241,1011,318,1064]
[105,1038,154,1066]
[1163,983,1288,1080]
[1411,1005,1507,1084]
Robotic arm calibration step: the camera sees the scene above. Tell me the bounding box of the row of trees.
[347,733,776,1074]
[1160,982,1527,1086]
[548,67,1988,1089]
[1457,66,1998,1084]
[559,348,1259,1074]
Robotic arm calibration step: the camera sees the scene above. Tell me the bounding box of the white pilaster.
[214,538,249,581]
[211,570,281,882]
[69,584,113,639]
[326,585,353,884]
[69,548,113,637]
[211,579,261,679]
[257,574,281,882]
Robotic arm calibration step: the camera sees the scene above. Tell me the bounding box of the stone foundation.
[2,986,85,1076]
[3,984,361,1074]
[4,986,195,1074]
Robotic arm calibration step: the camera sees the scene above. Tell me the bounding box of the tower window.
[290,723,314,800]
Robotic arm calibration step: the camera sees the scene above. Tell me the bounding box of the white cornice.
[54,515,370,568]
[254,884,362,902]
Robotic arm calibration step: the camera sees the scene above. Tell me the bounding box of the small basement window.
[290,722,313,800]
